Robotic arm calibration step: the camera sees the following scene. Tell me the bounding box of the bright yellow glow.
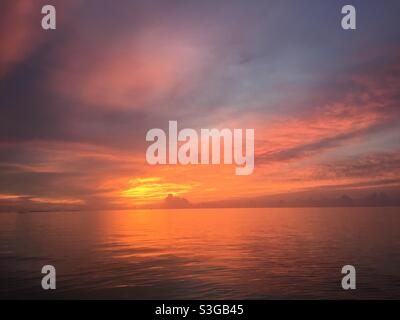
[121,177,192,204]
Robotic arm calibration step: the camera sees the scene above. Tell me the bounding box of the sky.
[1,0,400,210]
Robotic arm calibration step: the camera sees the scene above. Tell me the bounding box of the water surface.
[0,207,399,299]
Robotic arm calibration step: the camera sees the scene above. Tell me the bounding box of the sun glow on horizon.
[120,177,193,204]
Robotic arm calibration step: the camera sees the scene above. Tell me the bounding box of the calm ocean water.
[0,207,399,299]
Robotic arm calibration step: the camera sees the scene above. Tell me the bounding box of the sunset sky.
[1,0,400,210]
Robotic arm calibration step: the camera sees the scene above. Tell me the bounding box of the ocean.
[0,207,399,299]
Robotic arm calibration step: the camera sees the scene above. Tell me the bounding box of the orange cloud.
[0,194,26,200]
[30,197,85,205]
[50,29,208,110]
